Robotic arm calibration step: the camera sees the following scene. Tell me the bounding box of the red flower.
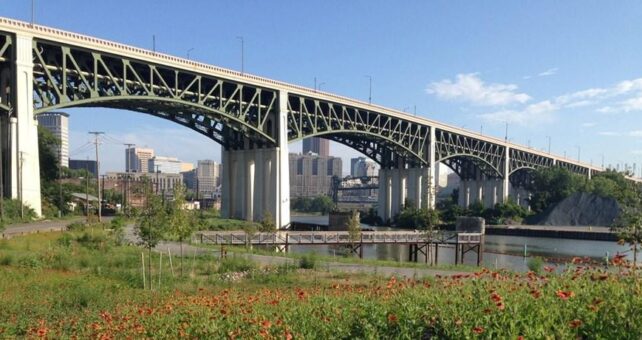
[496,302,505,311]
[472,326,484,334]
[571,257,583,264]
[530,289,541,299]
[387,314,398,324]
[569,319,582,329]
[544,266,555,272]
[556,290,575,300]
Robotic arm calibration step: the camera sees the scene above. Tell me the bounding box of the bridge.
[197,230,483,264]
[0,17,605,226]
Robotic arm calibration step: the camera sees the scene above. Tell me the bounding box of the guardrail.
[198,231,483,246]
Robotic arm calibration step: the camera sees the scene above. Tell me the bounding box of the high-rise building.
[148,156,182,174]
[69,159,97,177]
[196,160,220,198]
[125,147,154,173]
[289,152,342,198]
[36,112,69,167]
[302,137,329,157]
[350,157,377,177]
[180,162,194,172]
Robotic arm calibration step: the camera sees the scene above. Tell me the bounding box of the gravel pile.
[527,192,619,227]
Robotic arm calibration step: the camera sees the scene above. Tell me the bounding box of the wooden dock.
[197,230,484,265]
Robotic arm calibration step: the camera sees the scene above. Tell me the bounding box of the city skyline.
[6,2,642,175]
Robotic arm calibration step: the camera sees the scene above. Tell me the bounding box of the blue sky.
[3,1,642,174]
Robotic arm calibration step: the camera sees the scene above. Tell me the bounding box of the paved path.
[2,217,84,239]
[489,224,611,233]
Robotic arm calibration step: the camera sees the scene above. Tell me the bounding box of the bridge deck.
[197,231,482,246]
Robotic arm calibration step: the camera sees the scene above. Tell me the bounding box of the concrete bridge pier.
[6,33,41,216]
[220,91,291,228]
[378,165,434,222]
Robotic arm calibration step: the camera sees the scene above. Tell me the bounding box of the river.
[290,215,633,272]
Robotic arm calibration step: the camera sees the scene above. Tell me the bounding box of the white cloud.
[426,73,531,106]
[628,130,642,137]
[537,68,558,77]
[478,100,556,125]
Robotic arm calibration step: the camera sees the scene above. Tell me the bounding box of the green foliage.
[527,167,589,213]
[527,256,544,274]
[135,183,168,251]
[259,210,276,232]
[346,210,361,245]
[395,206,440,230]
[66,221,86,232]
[217,256,256,273]
[167,184,194,242]
[299,253,317,269]
[0,199,37,224]
[110,216,126,246]
[291,196,336,214]
[38,125,60,183]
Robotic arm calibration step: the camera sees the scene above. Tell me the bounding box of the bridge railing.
[197,231,484,246]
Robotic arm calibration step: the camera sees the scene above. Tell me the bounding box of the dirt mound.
[526,192,619,227]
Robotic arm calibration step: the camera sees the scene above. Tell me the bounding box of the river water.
[290,215,634,272]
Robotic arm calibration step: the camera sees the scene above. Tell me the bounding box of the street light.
[236,36,244,74]
[546,136,551,154]
[318,82,325,91]
[575,145,581,161]
[364,75,372,104]
[187,47,194,60]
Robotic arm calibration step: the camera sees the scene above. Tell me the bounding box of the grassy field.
[1,229,641,338]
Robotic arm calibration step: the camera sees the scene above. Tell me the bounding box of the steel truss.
[0,27,597,180]
[435,129,505,178]
[30,38,279,149]
[0,32,12,112]
[286,94,430,166]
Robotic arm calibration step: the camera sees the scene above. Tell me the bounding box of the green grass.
[2,230,641,338]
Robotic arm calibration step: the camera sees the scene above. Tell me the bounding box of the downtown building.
[125,147,154,173]
[36,111,69,167]
[350,157,377,178]
[289,152,342,198]
[148,156,182,174]
[302,137,329,157]
[182,160,222,199]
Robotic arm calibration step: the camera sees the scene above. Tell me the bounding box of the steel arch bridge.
[0,17,608,225]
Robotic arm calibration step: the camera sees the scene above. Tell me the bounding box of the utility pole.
[124,143,135,216]
[31,0,35,26]
[152,35,156,53]
[85,158,89,222]
[19,151,23,219]
[155,164,160,195]
[236,36,244,75]
[0,110,5,223]
[58,147,63,217]
[89,131,104,222]
[187,47,194,60]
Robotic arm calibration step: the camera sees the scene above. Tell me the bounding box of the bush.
[0,254,13,266]
[299,253,317,269]
[75,232,109,250]
[217,256,256,273]
[527,256,544,274]
[67,221,86,232]
[57,233,73,248]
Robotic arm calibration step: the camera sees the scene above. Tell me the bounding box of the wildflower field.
[1,229,641,339]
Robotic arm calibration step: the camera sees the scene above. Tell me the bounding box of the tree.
[613,183,642,273]
[135,181,167,288]
[311,196,335,214]
[168,184,194,276]
[527,167,588,213]
[346,210,361,249]
[259,210,277,232]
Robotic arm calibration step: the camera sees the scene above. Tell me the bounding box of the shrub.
[217,256,256,273]
[57,233,73,248]
[0,253,13,266]
[527,256,544,274]
[76,232,109,250]
[299,253,317,269]
[67,221,86,232]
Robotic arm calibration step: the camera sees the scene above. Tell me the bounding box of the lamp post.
[364,75,372,104]
[575,145,581,162]
[236,36,244,74]
[546,136,551,154]
[187,47,194,60]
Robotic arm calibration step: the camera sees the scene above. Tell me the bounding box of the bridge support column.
[377,168,393,222]
[501,146,510,204]
[9,33,41,216]
[220,91,290,228]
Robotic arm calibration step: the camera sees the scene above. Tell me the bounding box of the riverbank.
[486,225,617,241]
